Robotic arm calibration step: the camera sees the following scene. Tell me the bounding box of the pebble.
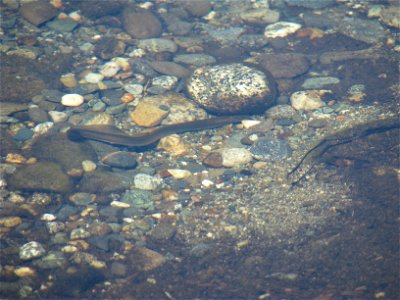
[286,0,335,9]
[220,148,253,167]
[137,38,178,53]
[48,111,68,123]
[0,216,22,228]
[46,221,65,234]
[302,76,340,89]
[148,61,191,78]
[240,9,280,24]
[123,83,144,95]
[173,54,216,66]
[132,247,166,271]
[13,127,34,141]
[134,173,163,191]
[41,213,56,221]
[122,10,162,39]
[157,135,188,156]
[100,61,120,78]
[69,192,95,206]
[82,160,97,173]
[19,1,57,26]
[250,134,292,161]
[84,72,104,84]
[70,228,91,240]
[101,151,138,169]
[151,75,178,90]
[264,21,302,38]
[179,0,211,17]
[290,90,328,111]
[130,102,168,127]
[111,262,127,277]
[121,189,154,211]
[110,201,131,208]
[167,169,192,179]
[61,94,84,107]
[186,63,276,114]
[46,19,78,32]
[19,241,46,260]
[60,73,77,88]
[14,267,36,278]
[34,251,66,269]
[257,53,310,79]
[28,106,49,123]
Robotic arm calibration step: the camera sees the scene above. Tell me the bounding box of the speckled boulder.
[186,63,277,115]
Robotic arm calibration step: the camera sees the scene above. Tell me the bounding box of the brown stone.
[130,102,168,127]
[121,10,162,39]
[203,152,223,167]
[178,0,212,17]
[258,53,310,79]
[19,1,58,26]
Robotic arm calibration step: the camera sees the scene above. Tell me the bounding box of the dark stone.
[178,0,212,17]
[257,53,310,79]
[7,161,73,193]
[250,134,292,161]
[101,151,138,169]
[0,129,19,156]
[13,127,34,142]
[68,0,126,19]
[19,0,58,26]
[95,37,126,60]
[78,170,132,193]
[28,106,49,123]
[121,9,162,39]
[56,205,80,220]
[148,61,191,78]
[203,152,223,167]
[31,132,97,172]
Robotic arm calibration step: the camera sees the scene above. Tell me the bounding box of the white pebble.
[41,213,56,222]
[61,94,84,107]
[100,61,120,77]
[84,72,104,84]
[202,179,214,188]
[167,169,192,179]
[220,148,253,167]
[124,83,144,95]
[110,200,131,208]
[264,21,301,38]
[134,173,163,190]
[241,119,261,128]
[48,111,68,123]
[82,160,97,172]
[290,90,327,111]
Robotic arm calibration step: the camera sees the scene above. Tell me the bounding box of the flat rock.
[78,170,132,193]
[121,10,162,39]
[258,53,310,79]
[148,61,191,78]
[19,1,57,26]
[130,102,168,127]
[8,161,73,193]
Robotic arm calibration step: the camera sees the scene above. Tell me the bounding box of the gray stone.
[34,251,66,269]
[47,19,78,32]
[174,54,216,66]
[19,241,46,260]
[122,10,162,39]
[250,134,292,161]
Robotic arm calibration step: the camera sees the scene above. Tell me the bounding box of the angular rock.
[19,1,57,26]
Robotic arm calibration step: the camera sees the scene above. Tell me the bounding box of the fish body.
[68,115,246,147]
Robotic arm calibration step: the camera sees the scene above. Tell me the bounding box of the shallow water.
[0,1,399,299]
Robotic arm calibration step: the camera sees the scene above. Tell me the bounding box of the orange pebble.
[335,115,346,123]
[121,93,135,103]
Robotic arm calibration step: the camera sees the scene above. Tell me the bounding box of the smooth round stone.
[151,75,178,90]
[100,61,120,77]
[134,173,163,191]
[48,111,68,123]
[41,213,56,221]
[186,63,276,114]
[13,127,34,141]
[122,10,162,39]
[101,151,138,169]
[14,267,36,278]
[264,21,301,38]
[240,9,280,24]
[19,241,46,260]
[61,94,84,107]
[220,148,253,167]
[290,90,327,111]
[85,72,104,84]
[46,19,78,32]
[69,192,95,206]
[60,73,77,88]
[82,160,97,172]
[34,251,66,269]
[70,228,90,239]
[123,83,144,95]
[250,134,292,161]
[137,38,178,53]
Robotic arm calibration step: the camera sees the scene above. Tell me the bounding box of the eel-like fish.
[67,115,246,147]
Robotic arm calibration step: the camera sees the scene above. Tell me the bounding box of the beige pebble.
[130,102,168,127]
[110,201,131,208]
[61,94,84,107]
[84,72,104,84]
[290,90,327,111]
[0,216,22,228]
[82,160,97,173]
[167,169,192,179]
[241,119,261,128]
[14,267,36,278]
[100,61,120,77]
[157,134,188,156]
[60,73,77,88]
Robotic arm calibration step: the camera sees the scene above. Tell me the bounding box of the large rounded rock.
[7,161,73,194]
[186,63,277,114]
[121,9,162,39]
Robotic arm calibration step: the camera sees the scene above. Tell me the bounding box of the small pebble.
[220,148,253,167]
[19,241,46,260]
[14,267,36,278]
[264,21,301,38]
[60,73,77,88]
[110,200,131,208]
[48,111,68,123]
[84,72,104,84]
[100,61,120,77]
[61,94,84,107]
[70,228,90,239]
[167,169,192,179]
[82,160,97,173]
[41,213,56,222]
[290,90,328,111]
[134,173,163,191]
